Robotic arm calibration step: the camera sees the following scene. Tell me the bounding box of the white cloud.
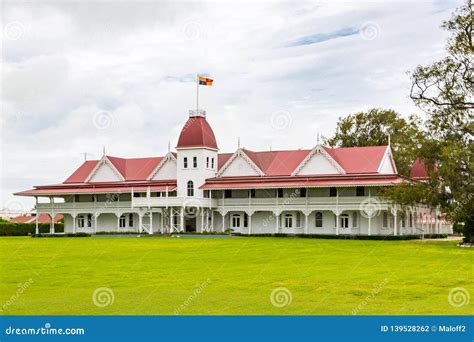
[0,0,462,209]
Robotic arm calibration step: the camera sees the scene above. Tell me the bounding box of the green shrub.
[0,222,64,236]
[32,233,90,238]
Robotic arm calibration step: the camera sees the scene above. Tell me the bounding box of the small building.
[15,110,451,236]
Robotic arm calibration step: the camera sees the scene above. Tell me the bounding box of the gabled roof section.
[292,145,346,176]
[377,146,398,174]
[86,155,126,182]
[410,159,429,180]
[64,160,99,183]
[216,148,265,177]
[147,152,176,180]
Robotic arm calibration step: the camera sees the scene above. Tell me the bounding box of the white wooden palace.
[16,110,452,236]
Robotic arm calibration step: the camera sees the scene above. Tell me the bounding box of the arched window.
[284,214,293,228]
[315,212,323,228]
[187,180,194,196]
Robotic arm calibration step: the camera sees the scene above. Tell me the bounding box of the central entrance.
[185,217,196,232]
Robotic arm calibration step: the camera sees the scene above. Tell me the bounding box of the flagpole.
[196,74,199,114]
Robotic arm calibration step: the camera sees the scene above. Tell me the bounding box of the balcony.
[216,196,391,211]
[131,197,216,208]
[36,201,133,213]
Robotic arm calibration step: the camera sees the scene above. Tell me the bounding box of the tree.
[326,108,425,176]
[386,0,473,242]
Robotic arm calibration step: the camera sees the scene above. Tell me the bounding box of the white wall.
[89,162,122,182]
[152,159,177,180]
[220,154,260,177]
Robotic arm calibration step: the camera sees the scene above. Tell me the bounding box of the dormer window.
[183,157,188,168]
[193,156,197,168]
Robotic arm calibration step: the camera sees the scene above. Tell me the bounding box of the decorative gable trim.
[147,152,177,180]
[85,156,125,182]
[291,145,346,176]
[377,146,398,174]
[216,148,265,177]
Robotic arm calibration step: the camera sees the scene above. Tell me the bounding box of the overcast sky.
[0,0,461,211]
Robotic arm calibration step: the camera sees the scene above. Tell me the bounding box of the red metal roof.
[10,214,63,223]
[242,149,310,176]
[177,116,218,149]
[410,159,429,179]
[324,146,388,173]
[64,160,99,183]
[200,175,405,189]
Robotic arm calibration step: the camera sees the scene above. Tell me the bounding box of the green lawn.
[0,236,472,315]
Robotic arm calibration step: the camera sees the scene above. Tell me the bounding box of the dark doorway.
[185,217,196,232]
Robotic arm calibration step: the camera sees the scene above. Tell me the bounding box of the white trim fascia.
[291,145,346,176]
[147,152,177,180]
[85,155,125,183]
[216,148,265,177]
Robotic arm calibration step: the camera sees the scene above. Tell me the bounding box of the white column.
[149,212,153,235]
[35,197,39,235]
[116,214,120,232]
[72,214,77,234]
[180,207,184,232]
[138,213,143,233]
[93,214,97,234]
[248,213,252,235]
[210,210,214,232]
[304,212,309,235]
[160,211,164,234]
[393,208,398,236]
[336,213,339,236]
[275,213,279,234]
[368,212,372,236]
[201,211,204,233]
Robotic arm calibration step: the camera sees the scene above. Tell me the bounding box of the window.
[340,214,349,228]
[193,156,197,168]
[277,188,283,198]
[78,216,85,228]
[187,181,194,196]
[296,212,301,227]
[382,211,388,228]
[129,214,134,227]
[203,190,209,198]
[206,157,209,168]
[224,189,232,198]
[243,213,248,227]
[329,187,337,197]
[133,192,140,197]
[183,157,188,168]
[315,212,323,227]
[211,158,214,168]
[409,213,413,227]
[299,188,306,197]
[250,189,256,198]
[352,212,358,228]
[232,214,241,228]
[74,195,80,202]
[87,214,93,227]
[284,214,293,228]
[401,213,406,228]
[356,186,365,197]
[119,215,126,228]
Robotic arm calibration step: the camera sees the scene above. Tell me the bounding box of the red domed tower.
[176,110,218,198]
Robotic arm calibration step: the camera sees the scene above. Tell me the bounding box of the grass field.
[0,236,472,315]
